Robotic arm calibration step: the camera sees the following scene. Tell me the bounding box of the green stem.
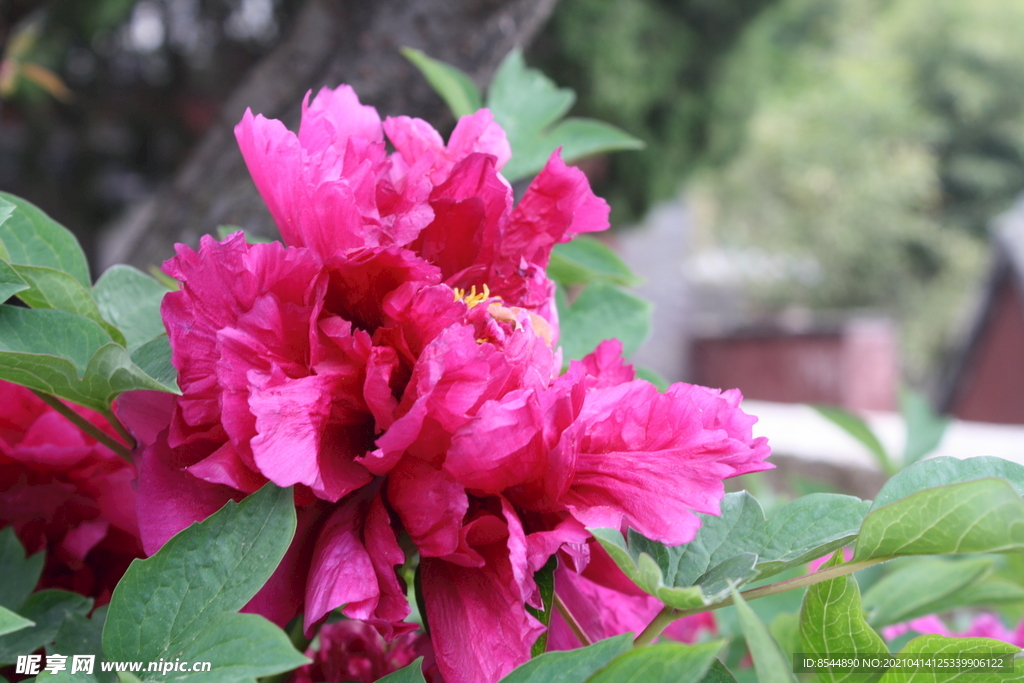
[32,391,133,462]
[102,409,136,450]
[554,592,593,647]
[633,555,892,647]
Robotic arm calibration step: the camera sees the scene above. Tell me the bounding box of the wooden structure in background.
[941,198,1024,424]
[692,317,899,412]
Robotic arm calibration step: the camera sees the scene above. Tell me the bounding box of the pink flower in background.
[128,83,773,683]
[291,620,438,683]
[0,380,142,603]
[806,547,854,573]
[882,612,1024,647]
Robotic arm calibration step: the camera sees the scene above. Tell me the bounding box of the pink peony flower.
[128,83,772,683]
[291,620,437,683]
[0,380,142,603]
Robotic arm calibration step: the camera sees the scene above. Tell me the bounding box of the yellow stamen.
[453,284,492,308]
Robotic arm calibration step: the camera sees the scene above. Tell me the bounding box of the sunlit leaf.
[854,478,1024,561]
[799,551,889,683]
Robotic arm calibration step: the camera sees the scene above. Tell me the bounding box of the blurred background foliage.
[684,0,1024,378]
[3,0,1024,381]
[0,0,298,249]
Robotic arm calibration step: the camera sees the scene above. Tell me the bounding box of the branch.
[31,391,133,462]
[554,592,593,648]
[633,555,892,646]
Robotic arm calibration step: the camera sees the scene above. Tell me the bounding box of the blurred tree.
[1,0,303,261]
[529,0,780,223]
[0,0,560,270]
[690,0,1024,378]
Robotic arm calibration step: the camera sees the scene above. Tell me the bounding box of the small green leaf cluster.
[401,48,643,185]
[594,456,1024,681]
[0,193,178,415]
[0,485,308,683]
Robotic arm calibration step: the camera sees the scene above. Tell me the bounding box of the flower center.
[453,284,493,308]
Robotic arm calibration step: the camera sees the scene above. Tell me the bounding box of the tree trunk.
[98,0,558,270]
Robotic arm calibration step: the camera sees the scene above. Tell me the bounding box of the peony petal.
[387,457,468,558]
[186,441,267,493]
[445,109,512,172]
[298,85,383,153]
[420,549,542,683]
[243,502,327,628]
[562,380,771,545]
[304,493,377,631]
[136,430,242,555]
[505,150,609,268]
[115,390,175,448]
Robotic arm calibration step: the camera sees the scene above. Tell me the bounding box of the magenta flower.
[129,84,772,683]
[291,619,437,683]
[0,380,142,603]
[882,613,1024,647]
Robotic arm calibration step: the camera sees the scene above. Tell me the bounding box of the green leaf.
[878,634,1021,683]
[799,551,889,683]
[593,492,870,609]
[0,192,90,287]
[861,557,994,627]
[487,51,642,181]
[539,117,645,165]
[0,196,14,227]
[0,590,92,665]
[401,47,482,118]
[0,306,177,410]
[0,606,33,638]
[36,670,101,683]
[558,283,651,362]
[93,265,170,351]
[0,526,45,610]
[0,260,29,302]
[500,634,632,683]
[49,606,114,683]
[769,612,800,666]
[590,528,705,611]
[162,612,309,683]
[916,575,1024,615]
[213,227,275,244]
[869,456,1024,511]
[526,556,558,657]
[730,586,797,683]
[103,484,299,682]
[698,660,739,683]
[489,48,574,148]
[129,335,178,393]
[853,478,1024,562]
[813,405,893,474]
[378,659,426,683]
[548,237,641,288]
[586,641,724,683]
[8,265,126,345]
[900,390,948,467]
